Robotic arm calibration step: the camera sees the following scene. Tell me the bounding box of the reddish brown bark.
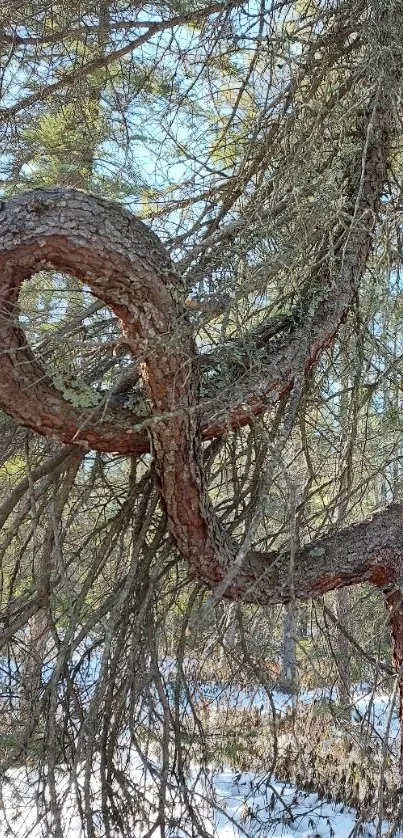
[0,91,394,606]
[0,87,388,456]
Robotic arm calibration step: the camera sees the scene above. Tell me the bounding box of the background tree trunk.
[282,603,297,695]
[333,588,351,706]
[384,587,403,785]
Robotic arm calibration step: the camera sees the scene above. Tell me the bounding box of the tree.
[2,0,403,832]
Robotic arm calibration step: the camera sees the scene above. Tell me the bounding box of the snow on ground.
[0,670,401,836]
[212,769,387,838]
[0,764,398,837]
[352,686,400,741]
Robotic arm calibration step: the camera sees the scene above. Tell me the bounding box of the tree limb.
[0,84,395,601]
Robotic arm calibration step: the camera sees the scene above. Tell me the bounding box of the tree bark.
[384,587,403,784]
[20,609,48,719]
[0,78,396,607]
[282,604,297,694]
[333,588,351,706]
[0,85,388,454]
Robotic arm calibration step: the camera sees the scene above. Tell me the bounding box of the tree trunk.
[384,586,403,784]
[20,609,48,719]
[282,604,297,695]
[333,588,351,706]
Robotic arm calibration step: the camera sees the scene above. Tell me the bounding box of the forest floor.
[0,685,401,837]
[0,754,398,837]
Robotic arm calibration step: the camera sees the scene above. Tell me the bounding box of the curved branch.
[0,108,386,456]
[0,81,391,602]
[0,190,170,454]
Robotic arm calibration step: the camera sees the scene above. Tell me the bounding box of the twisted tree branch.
[0,83,397,602]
